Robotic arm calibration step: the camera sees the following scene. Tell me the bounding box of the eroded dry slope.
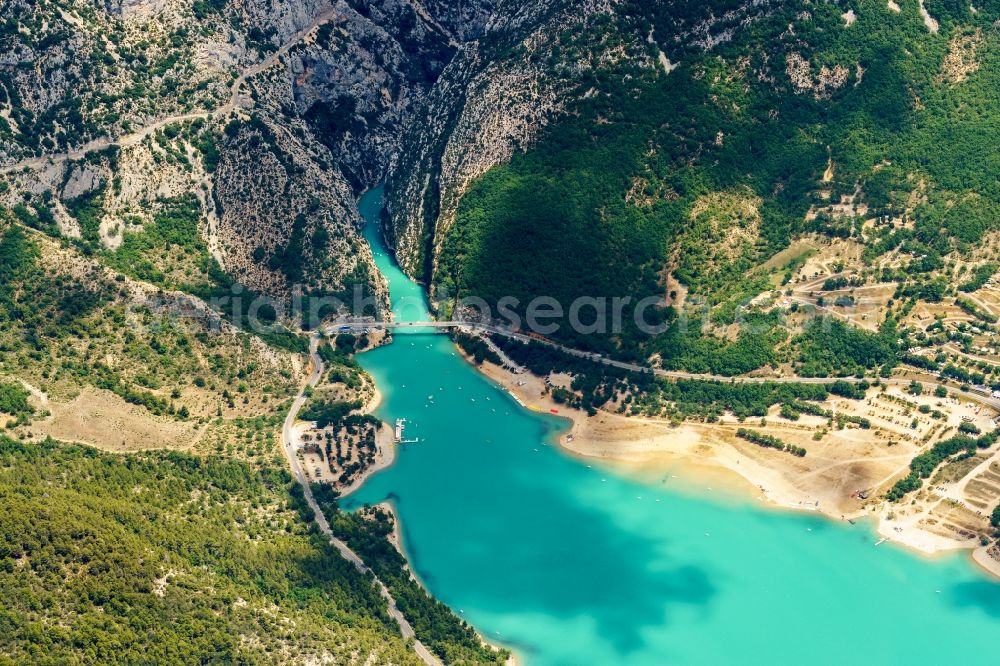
[0,0,494,302]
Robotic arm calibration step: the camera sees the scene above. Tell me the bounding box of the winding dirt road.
[281,335,442,666]
[0,5,346,176]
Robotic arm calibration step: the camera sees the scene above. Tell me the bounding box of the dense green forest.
[0,436,423,665]
[887,430,1000,500]
[453,331,504,366]
[300,397,380,432]
[435,0,1000,369]
[0,380,34,425]
[736,428,807,457]
[959,263,998,293]
[794,318,899,378]
[650,311,787,376]
[491,335,841,420]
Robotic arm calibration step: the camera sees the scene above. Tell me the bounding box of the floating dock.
[394,418,419,444]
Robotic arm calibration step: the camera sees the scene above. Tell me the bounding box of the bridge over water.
[322,321,1000,410]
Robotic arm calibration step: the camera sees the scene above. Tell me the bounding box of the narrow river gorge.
[344,188,1000,665]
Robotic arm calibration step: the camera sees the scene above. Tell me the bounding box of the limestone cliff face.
[0,0,494,304]
[270,0,456,191]
[209,0,467,295]
[415,0,496,40]
[383,0,778,283]
[0,0,231,163]
[383,0,615,281]
[0,0,771,307]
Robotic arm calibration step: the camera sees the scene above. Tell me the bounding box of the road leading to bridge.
[329,321,1000,411]
[282,335,442,666]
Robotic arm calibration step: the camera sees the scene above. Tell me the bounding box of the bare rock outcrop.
[384,0,629,280]
[0,0,495,313]
[384,0,778,282]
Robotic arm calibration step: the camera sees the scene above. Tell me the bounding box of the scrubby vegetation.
[0,0,231,157]
[780,399,872,429]
[653,380,830,422]
[955,296,998,324]
[653,312,787,377]
[70,194,308,353]
[101,195,217,292]
[0,218,299,423]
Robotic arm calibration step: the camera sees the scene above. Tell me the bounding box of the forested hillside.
[0,436,423,664]
[431,0,1000,375]
[0,3,513,661]
[2,0,1000,658]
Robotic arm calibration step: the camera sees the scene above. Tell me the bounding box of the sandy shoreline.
[469,354,832,509]
[362,383,383,415]
[973,543,1000,579]
[460,350,1000,583]
[337,385,398,496]
[337,421,397,496]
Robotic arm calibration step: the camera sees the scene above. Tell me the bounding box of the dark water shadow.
[949,577,1000,618]
[390,473,718,657]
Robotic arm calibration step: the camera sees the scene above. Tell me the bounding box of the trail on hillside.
[0,5,347,175]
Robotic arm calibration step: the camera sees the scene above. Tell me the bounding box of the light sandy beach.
[461,350,1000,581]
[470,355,846,511]
[973,543,1000,579]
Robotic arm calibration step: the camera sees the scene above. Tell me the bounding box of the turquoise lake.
[345,187,1000,665]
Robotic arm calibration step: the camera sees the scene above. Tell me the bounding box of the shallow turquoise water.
[347,188,1000,665]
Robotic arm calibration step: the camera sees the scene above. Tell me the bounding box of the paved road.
[282,335,442,666]
[330,321,1000,411]
[0,5,346,175]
